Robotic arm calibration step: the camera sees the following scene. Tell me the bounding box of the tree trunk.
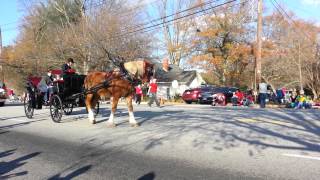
[83,60,89,75]
[262,76,276,94]
[312,88,318,100]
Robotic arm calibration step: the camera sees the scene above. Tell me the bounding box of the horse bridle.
[143,61,155,80]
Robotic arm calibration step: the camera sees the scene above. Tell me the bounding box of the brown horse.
[84,60,154,127]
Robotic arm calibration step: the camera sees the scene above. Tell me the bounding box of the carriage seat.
[51,69,76,83]
[51,69,62,75]
[51,69,64,83]
[28,77,42,87]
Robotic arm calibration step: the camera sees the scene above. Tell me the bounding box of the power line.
[1,26,20,32]
[87,0,160,18]
[113,0,238,39]
[10,0,236,41]
[0,21,20,27]
[5,0,245,46]
[270,0,317,44]
[0,0,225,34]
[269,0,318,64]
[2,0,252,72]
[130,0,249,36]
[123,0,223,31]
[277,0,319,18]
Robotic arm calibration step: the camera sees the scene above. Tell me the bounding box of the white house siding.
[189,72,206,88]
[157,72,206,98]
[158,85,170,100]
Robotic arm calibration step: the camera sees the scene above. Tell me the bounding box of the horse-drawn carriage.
[23,51,154,127]
[23,70,99,122]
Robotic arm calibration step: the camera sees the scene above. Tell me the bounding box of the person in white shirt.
[258,82,268,108]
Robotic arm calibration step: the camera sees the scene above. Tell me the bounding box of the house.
[153,59,206,99]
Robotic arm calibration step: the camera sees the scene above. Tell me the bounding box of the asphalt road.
[0,103,319,180]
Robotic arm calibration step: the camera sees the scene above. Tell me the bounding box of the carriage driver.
[61,58,75,75]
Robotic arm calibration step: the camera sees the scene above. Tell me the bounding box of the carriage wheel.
[63,103,73,115]
[86,101,100,117]
[24,92,34,119]
[50,95,63,123]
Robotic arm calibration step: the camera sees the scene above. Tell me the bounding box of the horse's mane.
[123,60,145,79]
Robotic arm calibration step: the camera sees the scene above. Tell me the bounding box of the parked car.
[199,87,238,104]
[182,86,214,104]
[198,87,216,104]
[219,87,238,103]
[0,87,7,106]
[182,86,238,104]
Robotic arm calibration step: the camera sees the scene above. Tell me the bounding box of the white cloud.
[301,0,320,6]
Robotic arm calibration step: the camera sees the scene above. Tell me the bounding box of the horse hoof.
[106,122,116,128]
[131,123,139,127]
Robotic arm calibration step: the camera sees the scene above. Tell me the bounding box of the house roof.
[153,63,197,86]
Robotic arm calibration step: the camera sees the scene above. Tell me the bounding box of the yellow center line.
[236,118,296,127]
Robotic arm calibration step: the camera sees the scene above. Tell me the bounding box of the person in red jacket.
[235,89,244,105]
[147,78,160,107]
[135,85,143,105]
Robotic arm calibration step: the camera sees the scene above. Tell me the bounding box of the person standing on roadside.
[135,84,143,105]
[147,78,160,107]
[258,81,268,108]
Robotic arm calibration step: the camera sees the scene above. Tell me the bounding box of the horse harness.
[84,63,139,96]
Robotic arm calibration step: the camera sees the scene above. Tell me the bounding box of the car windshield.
[211,87,225,93]
[201,87,213,92]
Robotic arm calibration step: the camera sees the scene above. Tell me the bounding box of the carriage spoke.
[50,95,63,123]
[24,92,34,119]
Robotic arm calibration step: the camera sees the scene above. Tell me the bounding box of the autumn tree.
[155,0,202,66]
[191,2,254,86]
[263,10,320,98]
[3,0,154,92]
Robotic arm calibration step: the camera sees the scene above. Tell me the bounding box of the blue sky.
[265,0,320,24]
[0,0,24,46]
[0,0,319,46]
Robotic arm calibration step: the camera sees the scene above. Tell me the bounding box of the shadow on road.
[2,103,24,107]
[0,149,41,179]
[72,105,319,158]
[137,172,155,180]
[48,165,92,180]
[0,115,30,121]
[0,119,47,131]
[0,131,9,135]
[126,107,320,155]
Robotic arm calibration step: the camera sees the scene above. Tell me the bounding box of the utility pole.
[256,0,263,89]
[0,26,3,82]
[298,42,303,93]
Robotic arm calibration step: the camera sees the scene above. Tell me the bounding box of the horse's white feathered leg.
[106,112,116,127]
[129,111,137,124]
[129,111,139,127]
[88,108,95,124]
